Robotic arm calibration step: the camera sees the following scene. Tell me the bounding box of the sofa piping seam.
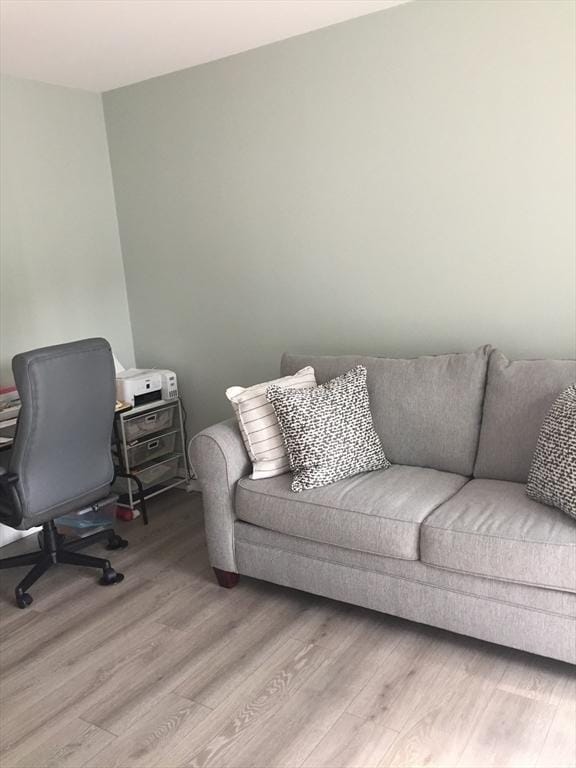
[423,523,576,547]
[419,556,574,592]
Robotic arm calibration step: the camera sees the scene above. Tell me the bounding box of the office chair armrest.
[0,467,19,486]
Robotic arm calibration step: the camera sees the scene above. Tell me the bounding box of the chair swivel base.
[0,520,127,608]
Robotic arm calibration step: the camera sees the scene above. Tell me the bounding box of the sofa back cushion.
[281,346,491,476]
[474,351,576,483]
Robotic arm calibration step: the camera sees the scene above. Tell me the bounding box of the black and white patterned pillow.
[527,384,576,519]
[266,365,390,492]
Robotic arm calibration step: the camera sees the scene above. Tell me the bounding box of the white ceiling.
[0,0,410,93]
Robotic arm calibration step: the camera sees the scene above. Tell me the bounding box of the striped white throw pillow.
[226,366,316,479]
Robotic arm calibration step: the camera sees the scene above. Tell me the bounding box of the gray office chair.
[0,338,127,608]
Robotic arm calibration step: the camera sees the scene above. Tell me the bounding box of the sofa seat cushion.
[236,465,468,561]
[421,479,576,592]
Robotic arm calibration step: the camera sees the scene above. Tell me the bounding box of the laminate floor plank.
[160,639,327,768]
[1,717,116,768]
[79,621,227,735]
[0,605,42,639]
[380,642,509,768]
[227,616,402,768]
[82,693,211,768]
[498,651,575,705]
[536,693,576,768]
[287,598,361,650]
[0,621,168,754]
[0,490,574,768]
[301,712,397,768]
[112,520,207,582]
[174,595,311,708]
[0,577,178,701]
[80,584,311,737]
[458,688,558,768]
[345,627,450,731]
[153,573,267,633]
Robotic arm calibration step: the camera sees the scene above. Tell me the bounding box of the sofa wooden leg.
[213,568,240,588]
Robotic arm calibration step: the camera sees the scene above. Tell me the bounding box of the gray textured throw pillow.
[526,384,576,519]
[266,365,390,492]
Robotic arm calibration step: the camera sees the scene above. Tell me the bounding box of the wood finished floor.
[0,490,574,768]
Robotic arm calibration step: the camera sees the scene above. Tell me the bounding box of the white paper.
[113,354,125,374]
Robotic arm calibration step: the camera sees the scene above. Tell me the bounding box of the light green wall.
[103,0,576,434]
[0,75,135,385]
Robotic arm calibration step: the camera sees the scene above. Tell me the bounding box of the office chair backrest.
[9,338,116,525]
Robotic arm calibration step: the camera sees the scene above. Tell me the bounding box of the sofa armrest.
[189,418,250,572]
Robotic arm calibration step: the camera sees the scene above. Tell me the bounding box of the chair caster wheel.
[106,534,128,551]
[16,592,33,609]
[99,568,124,586]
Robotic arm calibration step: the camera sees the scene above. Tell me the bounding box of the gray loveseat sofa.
[190,347,576,664]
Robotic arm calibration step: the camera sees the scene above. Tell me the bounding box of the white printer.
[116,368,178,406]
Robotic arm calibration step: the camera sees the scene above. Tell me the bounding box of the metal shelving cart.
[112,398,191,523]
